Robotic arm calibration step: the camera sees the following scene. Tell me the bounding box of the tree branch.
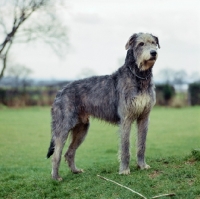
[0,40,13,78]
[0,0,47,54]
[0,0,68,79]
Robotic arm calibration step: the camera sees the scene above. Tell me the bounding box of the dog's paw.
[138,164,151,170]
[72,169,84,174]
[57,177,63,181]
[119,168,130,175]
[52,175,63,181]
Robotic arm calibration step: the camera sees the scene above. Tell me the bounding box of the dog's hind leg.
[51,122,77,180]
[51,110,78,180]
[136,115,150,170]
[51,136,66,181]
[64,122,89,174]
[119,119,132,175]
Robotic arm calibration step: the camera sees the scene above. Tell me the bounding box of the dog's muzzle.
[149,50,157,60]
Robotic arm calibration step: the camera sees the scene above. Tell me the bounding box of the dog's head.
[125,33,160,71]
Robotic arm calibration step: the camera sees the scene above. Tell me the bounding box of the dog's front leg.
[136,115,150,170]
[119,119,132,175]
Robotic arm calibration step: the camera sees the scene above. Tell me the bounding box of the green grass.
[0,106,200,199]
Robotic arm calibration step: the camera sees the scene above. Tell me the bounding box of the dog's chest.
[131,93,152,116]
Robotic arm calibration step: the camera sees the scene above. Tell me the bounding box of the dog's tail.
[46,101,63,158]
[46,139,55,158]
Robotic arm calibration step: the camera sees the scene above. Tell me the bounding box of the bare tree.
[158,68,189,85]
[5,64,33,89]
[0,0,68,79]
[157,68,175,84]
[173,70,187,85]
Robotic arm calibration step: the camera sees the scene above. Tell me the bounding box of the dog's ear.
[125,49,135,63]
[153,35,160,49]
[125,34,138,50]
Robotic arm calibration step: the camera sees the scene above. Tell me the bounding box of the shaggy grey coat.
[47,33,159,180]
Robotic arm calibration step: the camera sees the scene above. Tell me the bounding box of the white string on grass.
[97,175,175,199]
[97,175,147,199]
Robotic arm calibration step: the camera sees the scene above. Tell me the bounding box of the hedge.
[188,82,200,105]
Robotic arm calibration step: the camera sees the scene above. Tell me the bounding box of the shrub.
[156,84,175,105]
[188,82,200,105]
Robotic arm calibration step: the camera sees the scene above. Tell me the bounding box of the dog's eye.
[139,42,144,46]
[152,41,156,45]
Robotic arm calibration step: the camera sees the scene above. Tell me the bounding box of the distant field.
[0,106,199,198]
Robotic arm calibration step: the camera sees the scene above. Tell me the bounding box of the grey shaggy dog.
[47,32,160,181]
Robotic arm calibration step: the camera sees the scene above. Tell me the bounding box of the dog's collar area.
[128,66,152,80]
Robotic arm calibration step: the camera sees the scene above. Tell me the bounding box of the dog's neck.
[128,64,152,80]
[124,49,153,91]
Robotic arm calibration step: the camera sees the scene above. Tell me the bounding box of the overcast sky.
[8,0,200,80]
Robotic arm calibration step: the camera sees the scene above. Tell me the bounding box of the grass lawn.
[0,106,200,199]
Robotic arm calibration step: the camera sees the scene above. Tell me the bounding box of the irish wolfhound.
[47,32,160,181]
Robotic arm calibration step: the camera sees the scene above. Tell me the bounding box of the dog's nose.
[150,50,157,57]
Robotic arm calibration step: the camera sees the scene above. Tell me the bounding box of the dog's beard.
[137,55,157,71]
[140,60,156,71]
[136,59,155,71]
